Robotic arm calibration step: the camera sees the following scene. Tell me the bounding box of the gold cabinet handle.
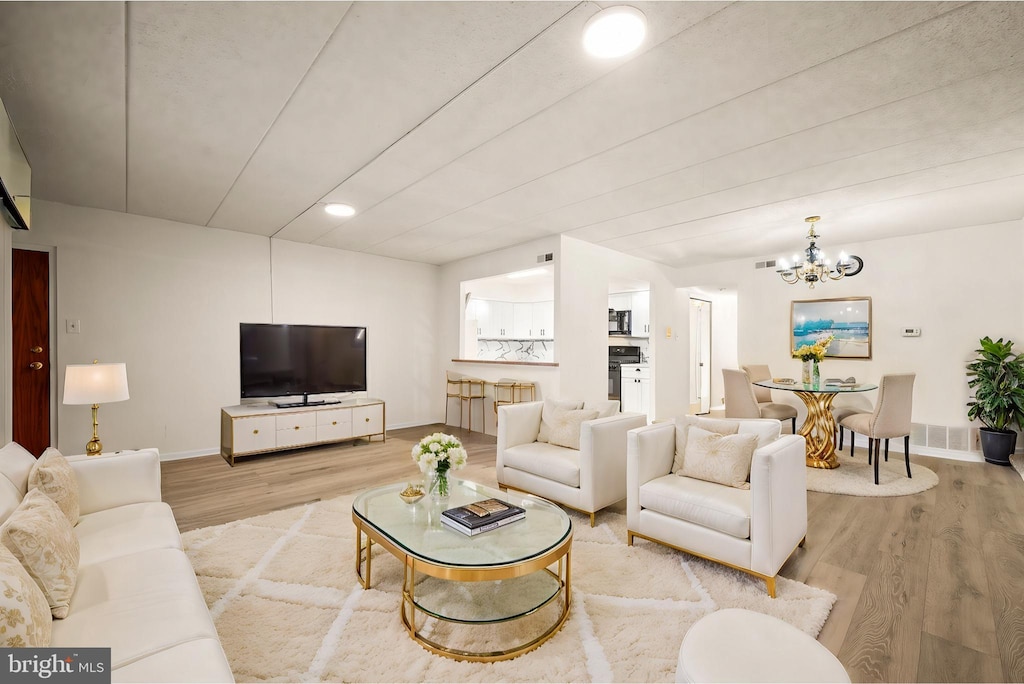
[365,417,370,422]
[294,426,300,430]
[253,429,259,435]
[29,362,43,370]
[332,421,337,426]
[30,346,42,354]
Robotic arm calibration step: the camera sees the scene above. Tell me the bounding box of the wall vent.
[754,259,778,270]
[910,423,927,446]
[947,427,969,451]
[926,424,948,449]
[537,252,554,263]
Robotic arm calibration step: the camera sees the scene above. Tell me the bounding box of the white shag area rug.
[806,455,938,497]
[182,495,836,683]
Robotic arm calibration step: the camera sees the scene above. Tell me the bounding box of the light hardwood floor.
[162,425,1024,683]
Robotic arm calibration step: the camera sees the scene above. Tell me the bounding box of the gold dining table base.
[794,390,840,469]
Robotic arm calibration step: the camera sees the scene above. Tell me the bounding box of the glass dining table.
[753,379,878,469]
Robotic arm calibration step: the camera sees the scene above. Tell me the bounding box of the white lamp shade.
[63,363,130,405]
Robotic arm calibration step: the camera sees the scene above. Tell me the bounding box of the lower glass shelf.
[411,569,561,624]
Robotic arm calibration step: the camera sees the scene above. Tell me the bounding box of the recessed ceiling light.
[324,203,356,217]
[582,6,647,59]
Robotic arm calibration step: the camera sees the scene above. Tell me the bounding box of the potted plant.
[966,336,1024,465]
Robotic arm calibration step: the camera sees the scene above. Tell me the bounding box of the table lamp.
[63,361,129,456]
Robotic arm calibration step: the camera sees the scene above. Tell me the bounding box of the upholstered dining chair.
[826,378,861,450]
[726,368,798,434]
[839,373,916,485]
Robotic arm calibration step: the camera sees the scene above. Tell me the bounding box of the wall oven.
[608,309,632,336]
[608,345,641,400]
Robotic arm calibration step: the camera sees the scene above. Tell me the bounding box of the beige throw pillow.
[547,409,600,450]
[28,447,79,525]
[673,418,739,473]
[680,427,758,489]
[0,543,52,646]
[0,489,80,619]
[537,400,584,442]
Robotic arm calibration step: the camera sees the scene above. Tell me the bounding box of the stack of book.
[441,498,526,536]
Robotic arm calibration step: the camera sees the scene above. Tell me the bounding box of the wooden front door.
[12,248,50,456]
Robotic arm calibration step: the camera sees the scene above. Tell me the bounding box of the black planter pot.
[980,428,1017,466]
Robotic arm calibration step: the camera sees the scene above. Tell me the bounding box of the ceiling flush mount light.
[582,6,647,59]
[776,216,863,289]
[324,203,356,217]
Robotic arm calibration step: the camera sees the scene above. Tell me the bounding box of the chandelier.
[776,216,863,288]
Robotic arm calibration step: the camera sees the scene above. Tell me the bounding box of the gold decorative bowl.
[399,485,425,504]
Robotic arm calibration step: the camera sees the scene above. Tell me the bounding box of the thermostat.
[901,327,921,337]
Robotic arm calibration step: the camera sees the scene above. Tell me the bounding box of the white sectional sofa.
[0,446,233,683]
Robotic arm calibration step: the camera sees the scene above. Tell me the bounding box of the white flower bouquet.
[411,432,467,498]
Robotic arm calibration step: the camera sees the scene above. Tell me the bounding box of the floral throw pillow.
[0,489,80,619]
[680,427,758,489]
[28,447,79,525]
[547,409,600,451]
[0,543,52,646]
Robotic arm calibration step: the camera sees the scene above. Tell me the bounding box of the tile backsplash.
[477,339,554,362]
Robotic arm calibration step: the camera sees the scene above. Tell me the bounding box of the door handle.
[29,362,43,370]
[30,346,42,354]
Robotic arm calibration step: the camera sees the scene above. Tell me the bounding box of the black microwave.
[609,309,632,335]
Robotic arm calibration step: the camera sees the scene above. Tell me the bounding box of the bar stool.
[493,379,537,414]
[445,370,486,433]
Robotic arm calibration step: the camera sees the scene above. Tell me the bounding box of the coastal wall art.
[791,297,872,359]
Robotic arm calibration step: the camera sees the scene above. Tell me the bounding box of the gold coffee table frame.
[754,380,878,469]
[352,483,572,662]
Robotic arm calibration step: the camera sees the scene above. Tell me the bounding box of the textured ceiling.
[1,1,1022,267]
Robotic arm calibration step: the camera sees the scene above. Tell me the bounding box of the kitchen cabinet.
[609,293,632,312]
[620,364,651,417]
[469,298,554,338]
[631,292,650,337]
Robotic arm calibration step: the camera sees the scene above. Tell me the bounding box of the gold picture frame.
[791,296,872,359]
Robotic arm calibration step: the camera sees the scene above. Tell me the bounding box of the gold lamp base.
[86,403,103,456]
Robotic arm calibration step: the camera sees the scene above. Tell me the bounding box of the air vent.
[927,425,948,449]
[537,252,554,263]
[754,259,777,270]
[910,423,927,446]
[947,427,969,451]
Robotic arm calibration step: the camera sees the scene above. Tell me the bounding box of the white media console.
[220,398,385,466]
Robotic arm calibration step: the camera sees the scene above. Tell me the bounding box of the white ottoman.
[676,608,850,683]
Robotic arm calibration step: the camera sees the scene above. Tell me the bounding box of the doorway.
[12,248,51,456]
[689,298,711,415]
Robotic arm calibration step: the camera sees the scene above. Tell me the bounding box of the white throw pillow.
[547,409,600,450]
[583,400,619,419]
[537,400,584,442]
[680,427,758,489]
[0,543,52,646]
[28,447,79,525]
[0,488,80,619]
[673,417,739,473]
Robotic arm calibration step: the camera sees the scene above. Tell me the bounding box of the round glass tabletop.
[754,380,877,393]
[352,478,571,568]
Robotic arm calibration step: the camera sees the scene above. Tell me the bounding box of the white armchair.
[626,416,807,597]
[497,400,648,526]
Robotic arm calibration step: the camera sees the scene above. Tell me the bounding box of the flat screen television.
[240,323,366,407]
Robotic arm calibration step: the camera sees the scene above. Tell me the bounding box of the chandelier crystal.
[776,216,863,288]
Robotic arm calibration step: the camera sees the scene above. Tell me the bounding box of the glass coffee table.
[351,479,572,662]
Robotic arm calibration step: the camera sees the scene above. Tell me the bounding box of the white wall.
[677,220,1024,435]
[14,200,442,458]
[269,239,439,430]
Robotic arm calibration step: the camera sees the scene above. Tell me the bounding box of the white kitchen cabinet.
[513,303,533,337]
[533,300,554,337]
[631,291,651,337]
[609,293,632,311]
[620,364,651,417]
